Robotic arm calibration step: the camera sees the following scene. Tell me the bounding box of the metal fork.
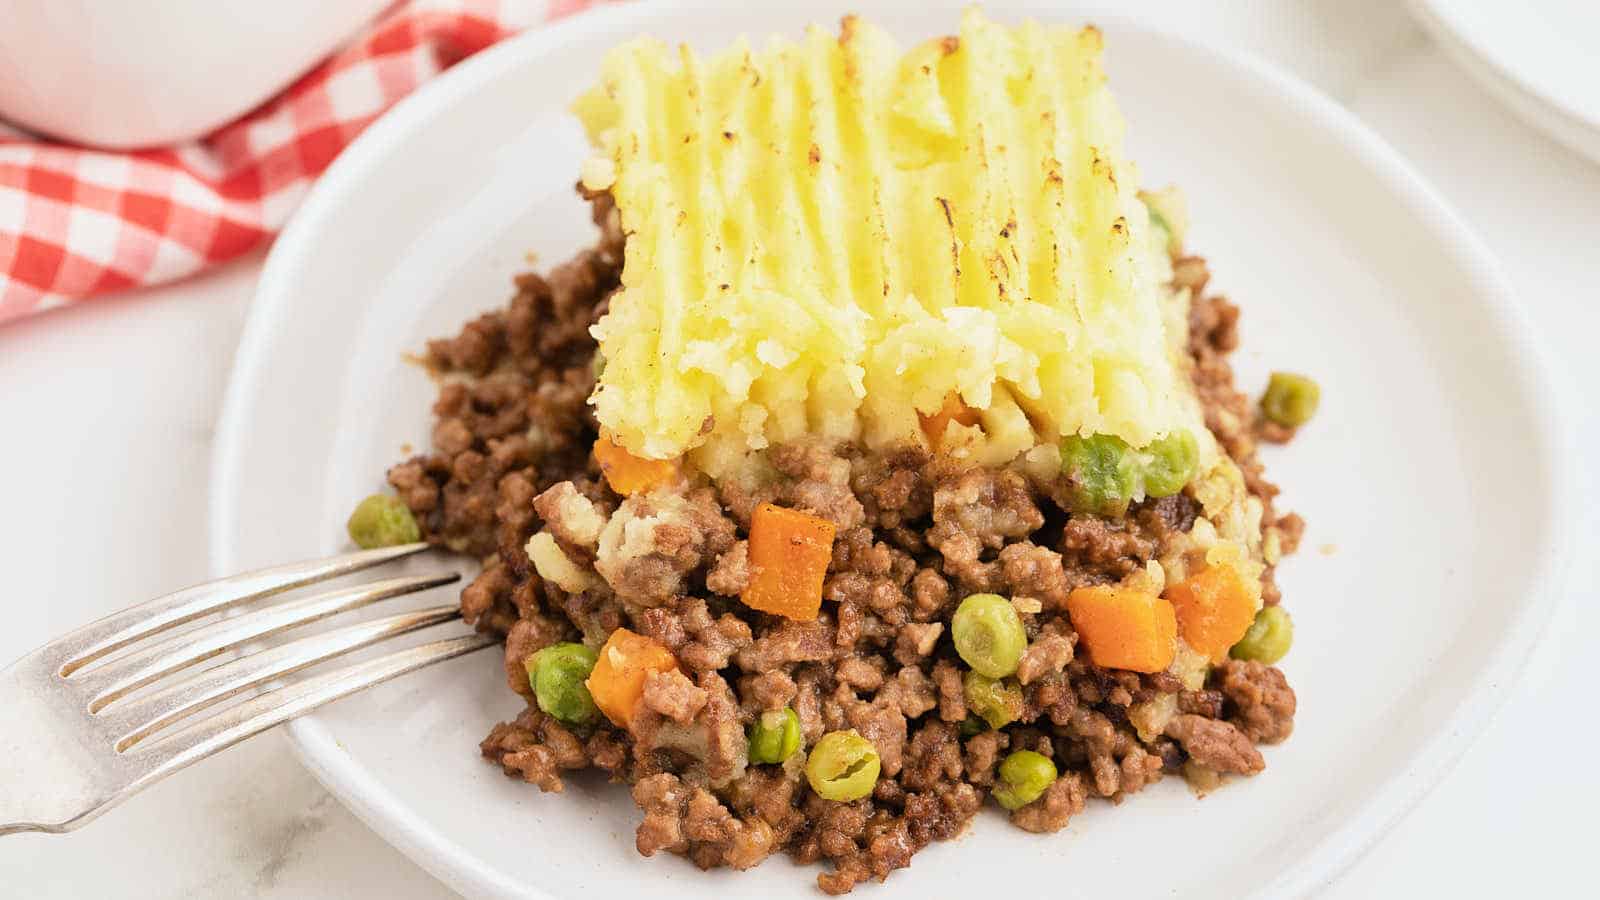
[0,543,495,836]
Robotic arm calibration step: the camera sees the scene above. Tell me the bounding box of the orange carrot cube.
[742,503,837,621]
[918,392,982,451]
[594,435,677,496]
[1165,564,1256,663]
[586,627,680,728]
[1065,585,1177,673]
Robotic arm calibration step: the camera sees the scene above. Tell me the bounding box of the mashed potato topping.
[576,9,1198,475]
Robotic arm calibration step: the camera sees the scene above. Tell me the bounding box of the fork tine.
[55,543,431,676]
[78,572,459,711]
[126,633,497,791]
[102,604,463,751]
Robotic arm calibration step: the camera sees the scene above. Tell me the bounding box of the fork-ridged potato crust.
[576,9,1193,474]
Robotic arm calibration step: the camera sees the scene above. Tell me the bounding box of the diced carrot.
[1065,585,1177,673]
[741,502,837,621]
[918,392,982,451]
[586,627,680,728]
[1165,564,1256,663]
[593,434,678,496]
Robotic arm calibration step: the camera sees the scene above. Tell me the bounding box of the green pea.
[958,715,987,739]
[526,642,599,725]
[347,493,420,549]
[1143,429,1198,498]
[805,730,880,801]
[992,750,1058,810]
[1059,433,1139,516]
[1260,372,1320,428]
[748,707,802,764]
[951,593,1026,678]
[963,670,1024,730]
[1230,605,1293,664]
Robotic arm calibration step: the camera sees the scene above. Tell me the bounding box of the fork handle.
[0,654,124,835]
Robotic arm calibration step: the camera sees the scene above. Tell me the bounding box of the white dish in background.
[0,0,390,148]
[1409,0,1600,165]
[210,2,1574,898]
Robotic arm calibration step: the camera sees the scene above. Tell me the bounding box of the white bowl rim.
[1407,0,1600,165]
[209,2,1579,897]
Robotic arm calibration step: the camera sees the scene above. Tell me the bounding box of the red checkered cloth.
[0,0,607,324]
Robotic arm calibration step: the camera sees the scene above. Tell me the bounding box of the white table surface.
[2,1,1595,896]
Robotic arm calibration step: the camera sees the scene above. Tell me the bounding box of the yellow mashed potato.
[576,8,1201,477]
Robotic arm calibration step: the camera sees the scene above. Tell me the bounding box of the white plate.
[1409,0,1600,165]
[210,2,1575,898]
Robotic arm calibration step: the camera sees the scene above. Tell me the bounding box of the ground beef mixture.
[389,210,1300,893]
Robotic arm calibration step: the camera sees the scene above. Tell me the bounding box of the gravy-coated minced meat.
[388,226,1300,893]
